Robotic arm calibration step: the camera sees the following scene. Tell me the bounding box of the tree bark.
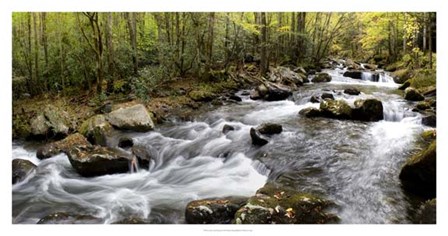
[260,12,268,75]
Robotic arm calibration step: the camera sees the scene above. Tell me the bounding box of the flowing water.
[12,69,433,224]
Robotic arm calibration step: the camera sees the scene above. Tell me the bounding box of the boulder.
[250,128,268,146]
[422,114,436,127]
[118,137,134,148]
[414,199,436,224]
[298,107,322,118]
[416,101,431,111]
[36,133,91,160]
[343,88,361,96]
[107,104,154,132]
[398,80,411,90]
[131,144,156,170]
[363,63,377,70]
[352,99,384,122]
[343,71,363,79]
[222,124,235,134]
[321,93,334,100]
[257,123,283,135]
[234,183,339,224]
[66,145,134,177]
[228,94,242,102]
[112,217,149,224]
[188,90,216,102]
[79,114,113,146]
[30,115,50,138]
[310,96,320,103]
[269,66,304,86]
[392,69,411,84]
[320,99,352,119]
[12,159,36,184]
[346,59,361,70]
[399,141,436,199]
[37,212,102,224]
[30,105,72,139]
[185,197,248,224]
[250,83,292,101]
[404,88,425,101]
[312,73,332,83]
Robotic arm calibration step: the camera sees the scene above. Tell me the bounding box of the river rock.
[422,114,436,127]
[66,145,134,177]
[312,73,332,83]
[257,123,282,135]
[189,90,216,102]
[131,144,155,170]
[352,99,384,121]
[416,101,431,111]
[118,137,134,148]
[30,105,72,139]
[79,114,113,146]
[343,70,363,79]
[112,217,149,224]
[321,93,334,100]
[234,183,339,224]
[222,124,235,134]
[343,88,361,95]
[404,87,424,101]
[398,80,411,90]
[269,66,303,86]
[320,99,352,119]
[36,133,91,160]
[310,95,320,103]
[107,104,154,132]
[185,197,248,224]
[228,94,242,102]
[299,107,322,118]
[250,83,292,101]
[414,199,436,224]
[37,212,102,224]
[399,141,436,199]
[363,63,377,70]
[250,128,268,146]
[12,159,36,184]
[30,115,50,138]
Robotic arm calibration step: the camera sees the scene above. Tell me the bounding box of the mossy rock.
[421,130,436,142]
[404,87,424,101]
[36,133,91,160]
[352,99,384,121]
[185,197,248,224]
[416,101,431,111]
[313,73,332,83]
[409,69,436,90]
[37,212,102,224]
[298,107,322,118]
[234,183,339,224]
[79,114,113,146]
[12,159,36,184]
[392,69,412,84]
[320,99,352,119]
[414,199,436,224]
[188,90,216,102]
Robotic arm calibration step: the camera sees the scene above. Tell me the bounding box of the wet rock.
[312,73,332,83]
[310,96,320,103]
[321,93,334,100]
[112,217,149,224]
[79,114,113,146]
[228,94,242,102]
[222,124,235,134]
[416,101,431,111]
[37,133,91,160]
[185,197,248,224]
[241,90,251,96]
[30,105,72,139]
[352,99,384,122]
[404,87,424,101]
[37,212,102,224]
[257,123,282,135]
[398,80,411,90]
[422,86,436,97]
[399,141,436,199]
[189,90,216,102]
[343,88,361,96]
[118,137,134,148]
[250,83,292,101]
[343,70,363,79]
[392,69,411,84]
[422,114,436,127]
[66,145,134,177]
[234,183,339,224]
[269,66,304,86]
[414,199,436,224]
[250,128,268,146]
[131,144,155,169]
[298,108,322,118]
[12,159,36,184]
[320,99,352,119]
[107,104,155,132]
[363,63,377,70]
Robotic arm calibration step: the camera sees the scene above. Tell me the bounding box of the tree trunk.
[126,13,138,75]
[260,12,268,76]
[33,13,40,93]
[106,13,115,94]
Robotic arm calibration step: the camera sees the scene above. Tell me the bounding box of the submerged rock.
[312,73,332,83]
[37,212,102,224]
[404,87,424,101]
[257,123,283,135]
[352,99,384,122]
[222,124,235,134]
[36,133,91,160]
[321,93,334,100]
[343,88,361,96]
[66,145,134,177]
[250,128,268,146]
[107,104,154,132]
[12,159,36,184]
[310,95,320,103]
[298,107,322,118]
[234,183,339,224]
[79,114,113,146]
[422,114,436,127]
[414,199,436,224]
[185,197,248,224]
[320,99,352,119]
[399,141,436,199]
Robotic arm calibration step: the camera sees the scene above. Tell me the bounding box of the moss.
[407,141,436,166]
[421,130,436,142]
[409,69,436,90]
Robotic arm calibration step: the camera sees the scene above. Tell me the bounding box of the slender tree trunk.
[106,13,115,94]
[33,13,40,92]
[126,13,138,75]
[260,12,268,75]
[26,13,33,94]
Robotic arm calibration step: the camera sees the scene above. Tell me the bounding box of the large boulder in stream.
[12,159,36,184]
[250,83,292,101]
[404,87,424,101]
[37,212,102,224]
[399,141,436,199]
[79,114,113,146]
[269,66,304,86]
[343,70,363,79]
[250,128,268,146]
[352,99,384,122]
[398,80,411,90]
[256,123,283,135]
[234,183,339,224]
[66,145,135,177]
[312,73,332,83]
[319,99,352,119]
[30,105,72,139]
[106,104,154,132]
[185,197,248,224]
[36,133,91,160]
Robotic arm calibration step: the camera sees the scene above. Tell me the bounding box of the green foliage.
[409,69,436,90]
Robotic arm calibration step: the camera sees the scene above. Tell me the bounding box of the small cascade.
[382,101,419,123]
[378,73,395,83]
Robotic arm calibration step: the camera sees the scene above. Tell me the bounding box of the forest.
[12,12,436,225]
